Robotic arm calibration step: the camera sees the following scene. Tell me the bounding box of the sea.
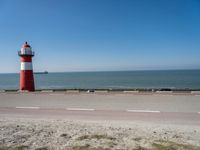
[0,70,200,90]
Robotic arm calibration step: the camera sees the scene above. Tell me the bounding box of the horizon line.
[1,68,200,74]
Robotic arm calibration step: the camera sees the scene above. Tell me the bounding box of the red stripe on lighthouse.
[20,70,35,91]
[21,56,32,62]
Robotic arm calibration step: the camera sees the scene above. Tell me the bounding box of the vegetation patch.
[12,146,29,150]
[0,146,48,150]
[72,144,111,150]
[152,141,200,150]
[133,146,149,150]
[0,147,8,150]
[35,147,49,150]
[133,137,142,142]
[60,133,71,139]
[76,134,116,141]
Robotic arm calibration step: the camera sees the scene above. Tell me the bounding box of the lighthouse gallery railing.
[18,51,34,56]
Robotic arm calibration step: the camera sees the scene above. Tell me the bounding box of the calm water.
[0,70,200,90]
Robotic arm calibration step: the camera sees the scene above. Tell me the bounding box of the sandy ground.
[0,117,200,150]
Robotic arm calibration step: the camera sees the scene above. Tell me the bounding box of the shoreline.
[1,89,200,96]
[1,88,200,92]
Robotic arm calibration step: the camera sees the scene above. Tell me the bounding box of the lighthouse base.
[20,70,35,92]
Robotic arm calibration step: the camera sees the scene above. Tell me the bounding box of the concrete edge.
[94,90,108,93]
[191,91,200,94]
[41,90,54,93]
[66,90,80,93]
[1,89,200,95]
[156,91,173,93]
[123,91,139,93]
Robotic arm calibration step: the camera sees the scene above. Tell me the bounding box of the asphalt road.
[0,92,200,125]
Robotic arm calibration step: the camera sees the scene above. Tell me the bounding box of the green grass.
[60,133,68,137]
[152,141,200,150]
[133,137,142,142]
[0,146,48,150]
[76,134,116,141]
[34,147,48,150]
[133,146,149,150]
[0,146,30,150]
[1,141,199,150]
[0,147,7,150]
[72,145,111,150]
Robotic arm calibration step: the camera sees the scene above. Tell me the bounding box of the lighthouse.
[18,42,35,91]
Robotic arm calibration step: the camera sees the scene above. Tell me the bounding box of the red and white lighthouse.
[18,42,35,91]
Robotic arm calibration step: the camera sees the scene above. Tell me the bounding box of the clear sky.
[0,0,200,73]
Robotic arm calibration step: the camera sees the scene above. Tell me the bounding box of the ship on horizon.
[34,71,48,74]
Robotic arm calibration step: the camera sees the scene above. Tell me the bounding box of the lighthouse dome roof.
[22,42,31,48]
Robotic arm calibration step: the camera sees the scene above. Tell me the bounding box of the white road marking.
[153,94,173,96]
[126,109,160,113]
[16,107,40,109]
[49,93,65,95]
[66,108,95,111]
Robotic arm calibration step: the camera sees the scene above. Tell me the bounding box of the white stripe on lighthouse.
[21,62,33,70]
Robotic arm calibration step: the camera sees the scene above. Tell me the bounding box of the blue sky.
[0,0,200,73]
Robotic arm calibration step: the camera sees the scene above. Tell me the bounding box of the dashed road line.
[49,93,65,96]
[153,94,173,96]
[66,108,95,111]
[16,107,40,109]
[13,107,198,114]
[126,109,160,113]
